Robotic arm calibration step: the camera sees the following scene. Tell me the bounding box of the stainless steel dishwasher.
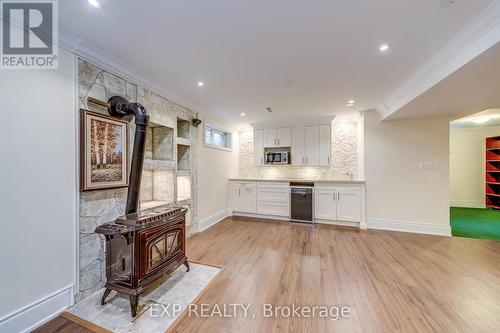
[290,182,314,223]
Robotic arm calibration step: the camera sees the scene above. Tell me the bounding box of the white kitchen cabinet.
[263,127,292,148]
[304,125,320,165]
[264,128,277,147]
[276,128,292,147]
[291,126,305,165]
[337,189,361,222]
[254,129,264,165]
[315,186,362,223]
[319,124,331,166]
[231,182,257,213]
[256,182,290,217]
[257,201,289,217]
[314,188,337,220]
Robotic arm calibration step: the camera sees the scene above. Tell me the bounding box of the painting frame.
[80,109,129,191]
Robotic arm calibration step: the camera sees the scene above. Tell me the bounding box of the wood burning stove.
[95,96,189,317]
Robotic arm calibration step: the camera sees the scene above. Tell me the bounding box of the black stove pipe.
[107,96,150,214]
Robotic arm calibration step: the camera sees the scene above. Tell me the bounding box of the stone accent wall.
[77,59,198,302]
[239,114,362,180]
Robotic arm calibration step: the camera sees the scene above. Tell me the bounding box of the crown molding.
[378,0,500,120]
[58,29,202,113]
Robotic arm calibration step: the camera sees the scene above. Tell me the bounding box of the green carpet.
[450,207,500,241]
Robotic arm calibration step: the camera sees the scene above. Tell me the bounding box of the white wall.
[364,111,451,235]
[197,116,239,229]
[450,126,500,208]
[0,48,77,332]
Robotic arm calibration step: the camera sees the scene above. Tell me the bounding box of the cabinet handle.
[261,157,263,164]
[239,189,241,196]
[333,193,336,201]
[328,156,330,164]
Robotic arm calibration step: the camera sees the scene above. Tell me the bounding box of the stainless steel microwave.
[265,151,289,164]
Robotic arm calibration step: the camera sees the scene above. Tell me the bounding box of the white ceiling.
[387,42,500,121]
[451,109,500,129]
[59,0,493,124]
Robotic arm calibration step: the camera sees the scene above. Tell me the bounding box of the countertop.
[228,178,365,184]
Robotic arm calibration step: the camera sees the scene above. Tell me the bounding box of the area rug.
[65,262,222,333]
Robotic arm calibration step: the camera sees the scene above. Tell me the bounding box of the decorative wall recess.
[140,169,175,210]
[146,123,174,161]
[177,144,191,170]
[177,174,191,201]
[177,118,190,139]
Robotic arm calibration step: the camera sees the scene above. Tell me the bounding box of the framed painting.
[80,109,129,191]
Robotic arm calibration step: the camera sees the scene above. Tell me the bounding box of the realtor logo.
[1,0,58,69]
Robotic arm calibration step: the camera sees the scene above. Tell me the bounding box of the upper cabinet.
[253,122,331,166]
[291,126,305,165]
[304,125,320,165]
[254,129,264,165]
[300,124,331,166]
[319,124,331,166]
[263,127,292,148]
[277,128,292,147]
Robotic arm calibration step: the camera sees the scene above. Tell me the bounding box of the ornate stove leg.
[100,288,112,305]
[129,295,139,317]
[183,260,190,272]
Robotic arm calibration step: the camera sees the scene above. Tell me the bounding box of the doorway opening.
[450,109,500,240]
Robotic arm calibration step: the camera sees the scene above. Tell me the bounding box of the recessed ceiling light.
[240,113,246,116]
[379,44,389,52]
[197,81,204,87]
[472,116,490,124]
[88,0,100,8]
[266,107,273,113]
[347,99,355,104]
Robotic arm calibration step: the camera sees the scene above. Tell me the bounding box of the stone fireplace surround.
[77,59,198,302]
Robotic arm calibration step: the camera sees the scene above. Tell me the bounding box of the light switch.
[419,161,440,169]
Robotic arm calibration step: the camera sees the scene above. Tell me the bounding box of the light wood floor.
[36,217,500,332]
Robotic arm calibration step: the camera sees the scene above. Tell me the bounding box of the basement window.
[204,124,232,151]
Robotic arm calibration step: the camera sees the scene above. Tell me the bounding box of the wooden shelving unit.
[486,136,500,210]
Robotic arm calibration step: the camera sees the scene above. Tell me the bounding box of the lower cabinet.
[231,182,257,213]
[314,186,362,223]
[337,189,362,222]
[230,181,365,227]
[314,189,338,220]
[257,201,289,216]
[256,182,290,217]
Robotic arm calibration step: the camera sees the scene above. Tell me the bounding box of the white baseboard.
[315,219,359,228]
[198,209,230,232]
[0,284,74,333]
[233,212,290,221]
[450,200,485,209]
[367,218,451,237]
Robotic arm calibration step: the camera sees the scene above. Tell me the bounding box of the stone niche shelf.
[146,122,174,159]
[177,172,191,201]
[140,169,175,210]
[177,144,190,171]
[177,118,190,139]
